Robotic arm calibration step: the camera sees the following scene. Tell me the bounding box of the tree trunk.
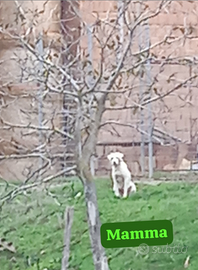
[84,180,109,270]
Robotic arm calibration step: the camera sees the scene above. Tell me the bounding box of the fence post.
[87,24,96,177]
[36,33,44,181]
[145,23,154,179]
[137,2,145,176]
[61,207,74,270]
[137,2,153,178]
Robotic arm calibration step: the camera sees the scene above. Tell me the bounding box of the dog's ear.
[117,152,124,160]
[107,153,112,160]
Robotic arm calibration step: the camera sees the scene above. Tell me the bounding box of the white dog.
[107,151,136,198]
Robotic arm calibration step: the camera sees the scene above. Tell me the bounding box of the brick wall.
[80,1,198,172]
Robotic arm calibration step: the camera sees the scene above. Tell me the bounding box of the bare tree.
[0,0,198,269]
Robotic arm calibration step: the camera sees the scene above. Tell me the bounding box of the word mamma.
[106,228,168,241]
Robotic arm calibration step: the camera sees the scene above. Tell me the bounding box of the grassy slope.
[0,178,198,270]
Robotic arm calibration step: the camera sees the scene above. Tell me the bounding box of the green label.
[100,220,173,248]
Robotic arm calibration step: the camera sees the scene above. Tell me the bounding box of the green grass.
[0,178,198,270]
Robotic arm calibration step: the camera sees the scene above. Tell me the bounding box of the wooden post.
[61,206,74,270]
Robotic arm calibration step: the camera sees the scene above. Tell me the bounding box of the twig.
[142,74,198,106]
[0,166,76,203]
[0,153,74,161]
[0,118,74,139]
[100,120,164,144]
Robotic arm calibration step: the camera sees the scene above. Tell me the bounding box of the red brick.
[91,1,116,13]
[165,1,195,14]
[150,13,197,26]
[147,1,159,13]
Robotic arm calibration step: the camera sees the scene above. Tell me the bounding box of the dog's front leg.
[112,175,120,197]
[111,174,117,191]
[114,186,120,197]
[123,178,130,198]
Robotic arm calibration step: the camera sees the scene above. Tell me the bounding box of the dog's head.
[107,152,124,167]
